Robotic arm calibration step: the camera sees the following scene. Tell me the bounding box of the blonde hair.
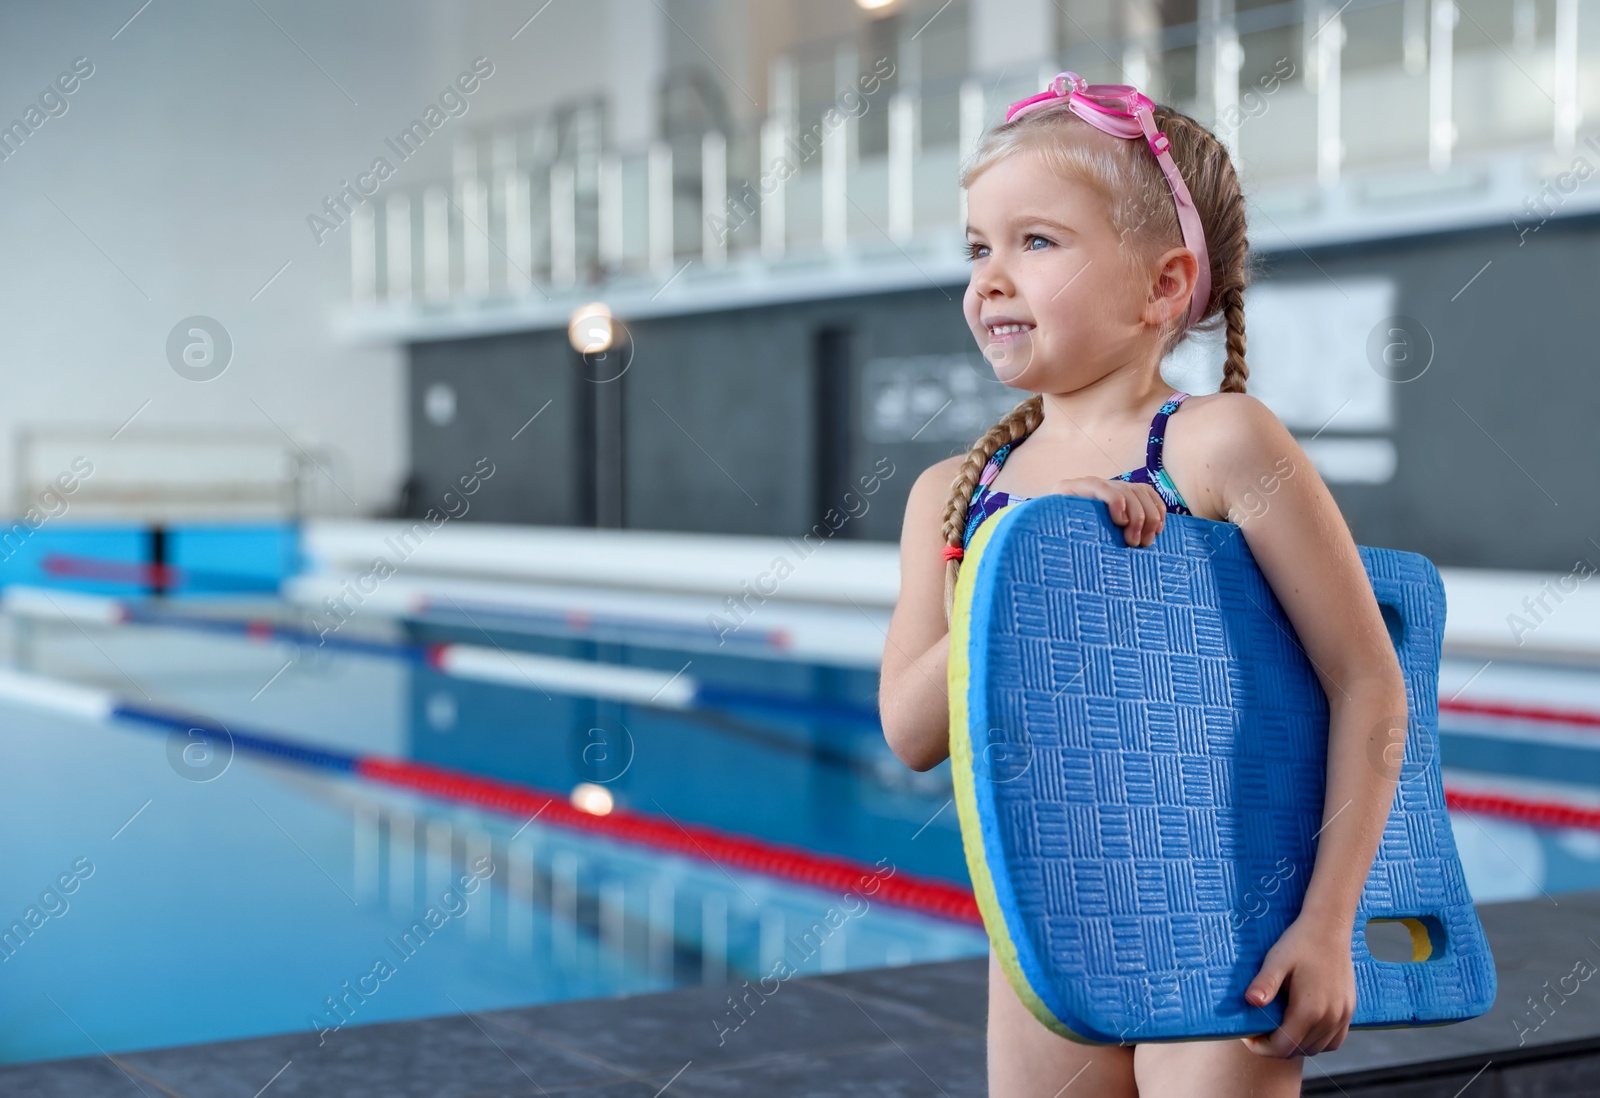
[942,102,1255,619]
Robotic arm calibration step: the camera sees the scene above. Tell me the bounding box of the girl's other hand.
[1240,913,1357,1058]
[1046,478,1166,547]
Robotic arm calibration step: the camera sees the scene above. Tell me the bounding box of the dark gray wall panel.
[822,289,993,543]
[408,331,590,526]
[1259,216,1600,571]
[405,215,1600,570]
[617,288,983,541]
[620,307,817,536]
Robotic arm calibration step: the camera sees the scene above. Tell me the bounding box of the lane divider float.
[39,553,280,593]
[19,587,1600,737]
[29,556,801,653]
[0,664,980,925]
[0,586,880,726]
[9,593,1600,838]
[1440,696,1600,730]
[1443,788,1600,833]
[409,593,795,657]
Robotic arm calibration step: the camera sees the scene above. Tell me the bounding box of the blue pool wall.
[0,522,300,596]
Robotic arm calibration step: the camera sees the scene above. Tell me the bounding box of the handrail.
[348,0,1584,308]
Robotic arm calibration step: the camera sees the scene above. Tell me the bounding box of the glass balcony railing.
[348,0,1598,309]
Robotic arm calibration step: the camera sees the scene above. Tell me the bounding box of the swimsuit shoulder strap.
[978,431,1030,487]
[1142,392,1189,474]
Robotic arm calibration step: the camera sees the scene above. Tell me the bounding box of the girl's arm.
[1187,394,1409,1059]
[879,458,965,772]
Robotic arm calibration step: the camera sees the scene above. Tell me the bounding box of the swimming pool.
[1,603,1597,1064]
[0,612,986,1065]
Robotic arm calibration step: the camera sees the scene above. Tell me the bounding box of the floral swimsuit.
[961,392,1194,550]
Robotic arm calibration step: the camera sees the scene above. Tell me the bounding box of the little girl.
[879,74,1409,1097]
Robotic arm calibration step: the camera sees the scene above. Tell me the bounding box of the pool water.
[0,614,983,1065]
[1,610,1598,1064]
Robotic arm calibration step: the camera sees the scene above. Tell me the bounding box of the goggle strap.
[1135,106,1212,328]
[1002,73,1213,329]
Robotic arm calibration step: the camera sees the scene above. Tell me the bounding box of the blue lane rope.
[118,604,883,728]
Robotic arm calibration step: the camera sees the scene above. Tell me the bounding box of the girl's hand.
[1046,478,1166,547]
[1240,913,1357,1058]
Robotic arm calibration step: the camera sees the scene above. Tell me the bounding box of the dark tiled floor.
[479,977,956,1078]
[1302,888,1600,1096]
[5,892,1598,1097]
[109,1012,630,1097]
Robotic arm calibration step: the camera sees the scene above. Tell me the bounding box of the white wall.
[0,0,966,519]
[0,0,649,517]
[970,0,1055,73]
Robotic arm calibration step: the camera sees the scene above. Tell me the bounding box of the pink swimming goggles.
[1006,72,1211,329]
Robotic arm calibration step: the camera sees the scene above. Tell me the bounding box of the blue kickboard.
[947,494,1496,1044]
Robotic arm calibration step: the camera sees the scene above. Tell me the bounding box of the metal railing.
[350,0,1594,308]
[12,426,331,522]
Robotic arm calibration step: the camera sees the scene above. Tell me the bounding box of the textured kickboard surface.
[948,495,1496,1044]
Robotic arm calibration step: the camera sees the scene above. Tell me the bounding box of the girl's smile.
[982,317,1034,342]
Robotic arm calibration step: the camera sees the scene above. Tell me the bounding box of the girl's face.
[962,149,1153,392]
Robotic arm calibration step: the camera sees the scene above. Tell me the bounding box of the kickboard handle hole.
[1378,601,1406,652]
[1365,915,1445,962]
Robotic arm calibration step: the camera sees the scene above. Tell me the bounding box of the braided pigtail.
[1144,107,1255,393]
[941,394,1045,624]
[1219,282,1249,393]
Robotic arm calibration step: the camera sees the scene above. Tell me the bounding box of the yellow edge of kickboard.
[947,505,1095,1045]
[1367,917,1436,963]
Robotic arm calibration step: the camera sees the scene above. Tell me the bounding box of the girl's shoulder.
[1169,390,1283,452]
[1164,391,1292,521]
[1173,388,1269,420]
[915,453,971,488]
[900,454,971,538]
